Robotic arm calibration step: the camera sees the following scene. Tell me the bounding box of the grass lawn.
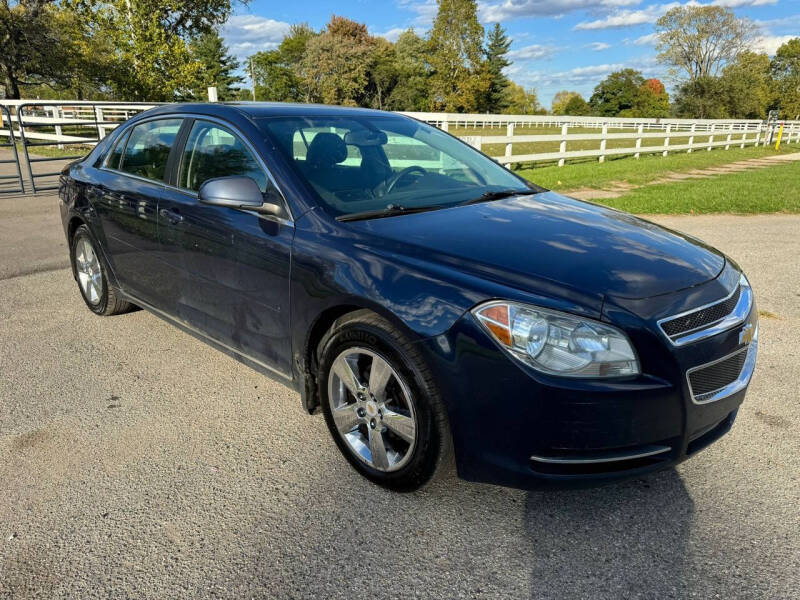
[518,144,800,191]
[593,161,800,214]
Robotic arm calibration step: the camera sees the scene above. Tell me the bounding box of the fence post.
[634,123,643,159]
[663,124,671,157]
[707,123,715,151]
[51,106,64,150]
[725,129,732,150]
[95,106,106,140]
[740,131,747,149]
[441,119,449,133]
[505,123,514,161]
[755,125,761,147]
[558,123,568,167]
[599,123,608,163]
[688,122,696,153]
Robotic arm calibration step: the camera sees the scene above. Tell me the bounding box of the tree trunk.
[3,65,21,99]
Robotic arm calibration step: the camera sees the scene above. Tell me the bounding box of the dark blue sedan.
[59,103,758,491]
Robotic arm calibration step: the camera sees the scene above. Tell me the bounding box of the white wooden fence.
[2,100,799,169]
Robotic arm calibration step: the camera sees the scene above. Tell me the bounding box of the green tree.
[427,0,488,112]
[189,31,243,101]
[719,51,772,119]
[365,37,399,110]
[589,69,644,116]
[504,83,542,114]
[655,6,752,82]
[770,38,800,119]
[251,24,316,102]
[480,23,511,113]
[299,16,375,106]
[0,0,79,98]
[551,90,581,115]
[562,94,591,116]
[635,78,670,117]
[673,76,727,118]
[67,0,235,100]
[387,29,430,111]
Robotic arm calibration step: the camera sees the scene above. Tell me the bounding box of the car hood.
[352,192,725,301]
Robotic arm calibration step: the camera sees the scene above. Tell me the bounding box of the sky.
[221,0,800,108]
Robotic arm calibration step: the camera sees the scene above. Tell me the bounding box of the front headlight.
[472,301,640,378]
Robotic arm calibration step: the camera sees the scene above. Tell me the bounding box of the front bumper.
[419,300,757,491]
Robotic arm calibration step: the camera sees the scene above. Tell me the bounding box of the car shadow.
[524,468,694,599]
[230,457,695,598]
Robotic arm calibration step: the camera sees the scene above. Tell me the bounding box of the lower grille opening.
[689,348,748,400]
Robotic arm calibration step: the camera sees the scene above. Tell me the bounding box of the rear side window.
[105,130,130,170]
[178,121,267,192]
[119,119,183,182]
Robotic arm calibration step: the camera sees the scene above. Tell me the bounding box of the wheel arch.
[298,302,427,415]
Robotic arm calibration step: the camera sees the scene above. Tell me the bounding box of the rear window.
[119,119,183,182]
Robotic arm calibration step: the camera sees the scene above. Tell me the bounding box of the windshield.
[258,114,538,218]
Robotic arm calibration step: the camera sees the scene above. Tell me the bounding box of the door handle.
[159,208,184,225]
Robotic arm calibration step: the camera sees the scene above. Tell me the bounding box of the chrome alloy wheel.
[327,347,417,472]
[75,237,103,305]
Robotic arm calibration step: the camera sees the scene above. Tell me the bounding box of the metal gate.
[5,101,157,194]
[0,105,25,195]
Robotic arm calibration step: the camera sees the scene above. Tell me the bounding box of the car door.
[94,118,184,306]
[157,118,295,377]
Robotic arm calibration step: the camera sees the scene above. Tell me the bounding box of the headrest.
[306,133,347,168]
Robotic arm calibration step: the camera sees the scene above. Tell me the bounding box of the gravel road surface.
[1,197,798,599]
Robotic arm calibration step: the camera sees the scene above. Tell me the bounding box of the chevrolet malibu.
[59,103,758,491]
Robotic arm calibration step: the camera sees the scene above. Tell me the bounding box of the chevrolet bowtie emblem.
[739,323,755,345]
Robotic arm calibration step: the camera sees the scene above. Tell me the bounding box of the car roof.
[141,102,399,121]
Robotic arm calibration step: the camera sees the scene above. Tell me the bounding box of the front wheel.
[318,310,453,492]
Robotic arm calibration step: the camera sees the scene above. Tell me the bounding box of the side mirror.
[198,176,284,217]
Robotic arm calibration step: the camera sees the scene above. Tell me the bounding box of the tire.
[318,310,453,492]
[70,224,133,316]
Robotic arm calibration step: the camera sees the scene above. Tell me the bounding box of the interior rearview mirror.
[343,129,388,146]
[198,176,284,217]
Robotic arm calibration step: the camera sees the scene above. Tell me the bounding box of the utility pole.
[250,57,256,101]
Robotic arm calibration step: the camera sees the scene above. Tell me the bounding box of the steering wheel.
[383,166,427,196]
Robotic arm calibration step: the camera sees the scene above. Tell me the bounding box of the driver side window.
[179,121,268,193]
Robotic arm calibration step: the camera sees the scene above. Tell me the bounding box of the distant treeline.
[2,1,798,120]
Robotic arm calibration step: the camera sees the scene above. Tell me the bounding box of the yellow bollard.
[775,123,784,150]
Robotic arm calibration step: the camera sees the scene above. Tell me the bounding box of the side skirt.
[118,289,298,391]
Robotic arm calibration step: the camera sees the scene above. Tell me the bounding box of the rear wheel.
[71,224,133,316]
[318,310,453,492]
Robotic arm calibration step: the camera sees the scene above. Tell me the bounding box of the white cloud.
[632,32,659,45]
[574,4,676,30]
[221,15,291,57]
[517,56,661,88]
[715,0,775,6]
[574,0,777,31]
[508,44,559,60]
[751,34,796,55]
[480,0,641,22]
[373,27,407,42]
[588,42,612,51]
[398,0,438,27]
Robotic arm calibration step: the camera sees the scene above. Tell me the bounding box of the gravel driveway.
[1,197,798,599]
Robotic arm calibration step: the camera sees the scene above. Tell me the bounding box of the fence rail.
[1,100,799,195]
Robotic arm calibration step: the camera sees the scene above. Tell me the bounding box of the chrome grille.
[658,273,752,347]
[661,285,741,338]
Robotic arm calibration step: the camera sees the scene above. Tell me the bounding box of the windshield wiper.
[337,204,443,222]
[458,188,539,207]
